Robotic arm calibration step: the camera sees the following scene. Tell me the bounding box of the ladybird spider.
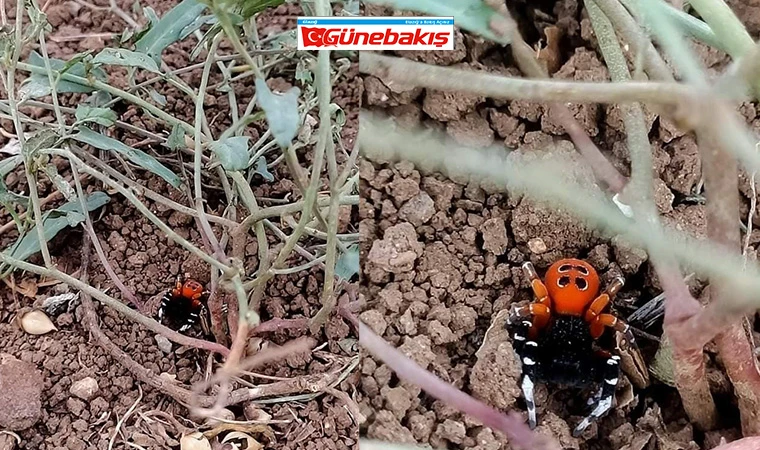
[157,277,208,332]
[506,258,640,436]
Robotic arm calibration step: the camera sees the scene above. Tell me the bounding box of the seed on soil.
[17,310,57,335]
[179,432,211,450]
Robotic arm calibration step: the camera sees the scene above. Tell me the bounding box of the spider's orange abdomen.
[544,258,600,316]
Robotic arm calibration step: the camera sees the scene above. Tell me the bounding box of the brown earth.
[0,1,360,449]
[358,2,760,450]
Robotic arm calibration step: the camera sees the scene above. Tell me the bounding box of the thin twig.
[70,162,144,312]
[360,53,695,106]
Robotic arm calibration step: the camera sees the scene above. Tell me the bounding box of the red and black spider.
[157,277,208,333]
[507,258,646,436]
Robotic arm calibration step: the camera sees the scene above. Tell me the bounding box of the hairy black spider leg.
[157,293,171,324]
[573,355,621,436]
[179,310,201,332]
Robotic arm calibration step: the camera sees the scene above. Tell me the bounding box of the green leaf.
[255,78,301,149]
[269,30,297,50]
[92,48,161,73]
[650,334,675,387]
[148,89,167,106]
[178,14,216,40]
[331,103,346,127]
[335,245,359,280]
[0,178,27,205]
[72,127,182,188]
[144,6,159,25]
[59,51,94,76]
[254,156,274,181]
[64,211,86,227]
[342,0,360,15]
[295,59,313,85]
[20,51,107,99]
[22,128,58,159]
[0,155,22,178]
[135,0,208,61]
[2,192,110,263]
[191,22,223,60]
[167,124,186,150]
[75,105,117,127]
[210,136,249,171]
[363,0,510,43]
[239,0,285,19]
[88,90,113,107]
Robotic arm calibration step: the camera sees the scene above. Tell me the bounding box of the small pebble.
[69,377,99,401]
[155,335,173,354]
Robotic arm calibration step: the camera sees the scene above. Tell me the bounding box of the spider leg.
[507,307,542,429]
[157,293,170,324]
[178,308,201,332]
[573,354,620,437]
[584,276,624,324]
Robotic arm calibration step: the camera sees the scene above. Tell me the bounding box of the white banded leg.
[573,355,620,436]
[507,310,541,429]
[157,294,170,323]
[520,339,540,429]
[179,310,200,332]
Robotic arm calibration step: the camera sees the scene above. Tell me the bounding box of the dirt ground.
[358,3,760,450]
[0,1,360,449]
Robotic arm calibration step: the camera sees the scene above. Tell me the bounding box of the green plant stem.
[271,255,327,275]
[192,34,228,266]
[215,7,263,80]
[0,100,169,144]
[620,0,728,53]
[284,216,359,242]
[282,145,333,234]
[686,0,754,60]
[360,53,695,106]
[229,171,270,316]
[15,62,199,139]
[32,0,65,131]
[312,13,344,330]
[69,162,145,311]
[6,1,52,268]
[235,194,357,237]
[586,0,654,204]
[0,251,230,356]
[593,0,674,81]
[335,142,359,190]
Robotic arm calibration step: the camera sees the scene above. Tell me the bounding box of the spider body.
[157,278,207,333]
[507,258,638,436]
